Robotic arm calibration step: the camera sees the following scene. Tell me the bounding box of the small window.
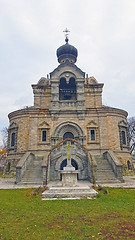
[90,129,95,141]
[122,131,126,145]
[11,133,15,147]
[127,160,131,170]
[42,130,46,142]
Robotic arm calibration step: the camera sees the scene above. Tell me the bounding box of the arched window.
[59,77,76,100]
[63,132,74,140]
[11,133,15,147]
[118,120,129,150]
[127,160,131,170]
[69,77,76,91]
[63,132,74,145]
[122,130,126,145]
[59,78,67,89]
[8,122,18,151]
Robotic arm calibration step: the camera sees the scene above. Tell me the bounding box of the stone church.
[6,33,131,185]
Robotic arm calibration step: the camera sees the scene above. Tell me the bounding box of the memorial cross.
[64,142,74,166]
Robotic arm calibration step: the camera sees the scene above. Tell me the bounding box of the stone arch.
[48,138,90,182]
[60,159,79,170]
[55,154,84,172]
[52,153,85,181]
[59,71,76,81]
[51,121,86,145]
[59,158,79,180]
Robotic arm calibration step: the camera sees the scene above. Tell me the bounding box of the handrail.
[92,155,97,183]
[88,152,96,185]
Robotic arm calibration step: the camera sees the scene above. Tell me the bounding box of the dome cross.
[63,28,70,43]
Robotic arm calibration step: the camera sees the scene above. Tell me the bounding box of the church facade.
[6,35,131,184]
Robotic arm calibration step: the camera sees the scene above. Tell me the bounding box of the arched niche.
[51,121,86,145]
[59,76,76,100]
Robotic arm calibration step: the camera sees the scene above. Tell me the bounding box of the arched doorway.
[60,158,78,180]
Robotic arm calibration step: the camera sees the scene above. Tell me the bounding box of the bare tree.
[128,117,135,154]
[1,127,8,149]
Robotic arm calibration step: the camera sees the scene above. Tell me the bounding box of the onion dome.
[56,37,78,64]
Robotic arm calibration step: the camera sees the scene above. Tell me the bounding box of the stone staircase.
[94,155,120,184]
[20,156,43,185]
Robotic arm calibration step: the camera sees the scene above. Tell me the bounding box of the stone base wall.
[116,151,132,165]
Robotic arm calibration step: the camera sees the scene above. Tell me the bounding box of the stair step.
[96,171,115,174]
[46,187,91,193]
[43,193,96,198]
[97,169,113,171]
[96,177,117,180]
[42,187,98,198]
[96,181,120,184]
[19,156,43,184]
[94,154,120,184]
[19,182,42,185]
[96,175,117,178]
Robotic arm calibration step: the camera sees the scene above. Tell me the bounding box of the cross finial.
[63,28,70,43]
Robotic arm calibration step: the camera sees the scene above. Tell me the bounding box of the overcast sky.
[0,0,135,145]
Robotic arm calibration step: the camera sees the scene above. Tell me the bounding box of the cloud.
[0,0,135,145]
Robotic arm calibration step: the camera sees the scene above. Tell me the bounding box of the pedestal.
[60,166,80,187]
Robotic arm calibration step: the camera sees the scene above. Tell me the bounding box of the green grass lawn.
[0,188,135,240]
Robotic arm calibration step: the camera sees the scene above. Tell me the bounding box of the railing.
[41,152,51,186]
[41,156,47,185]
[91,155,97,183]
[103,150,123,182]
[87,153,97,185]
[16,152,34,183]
